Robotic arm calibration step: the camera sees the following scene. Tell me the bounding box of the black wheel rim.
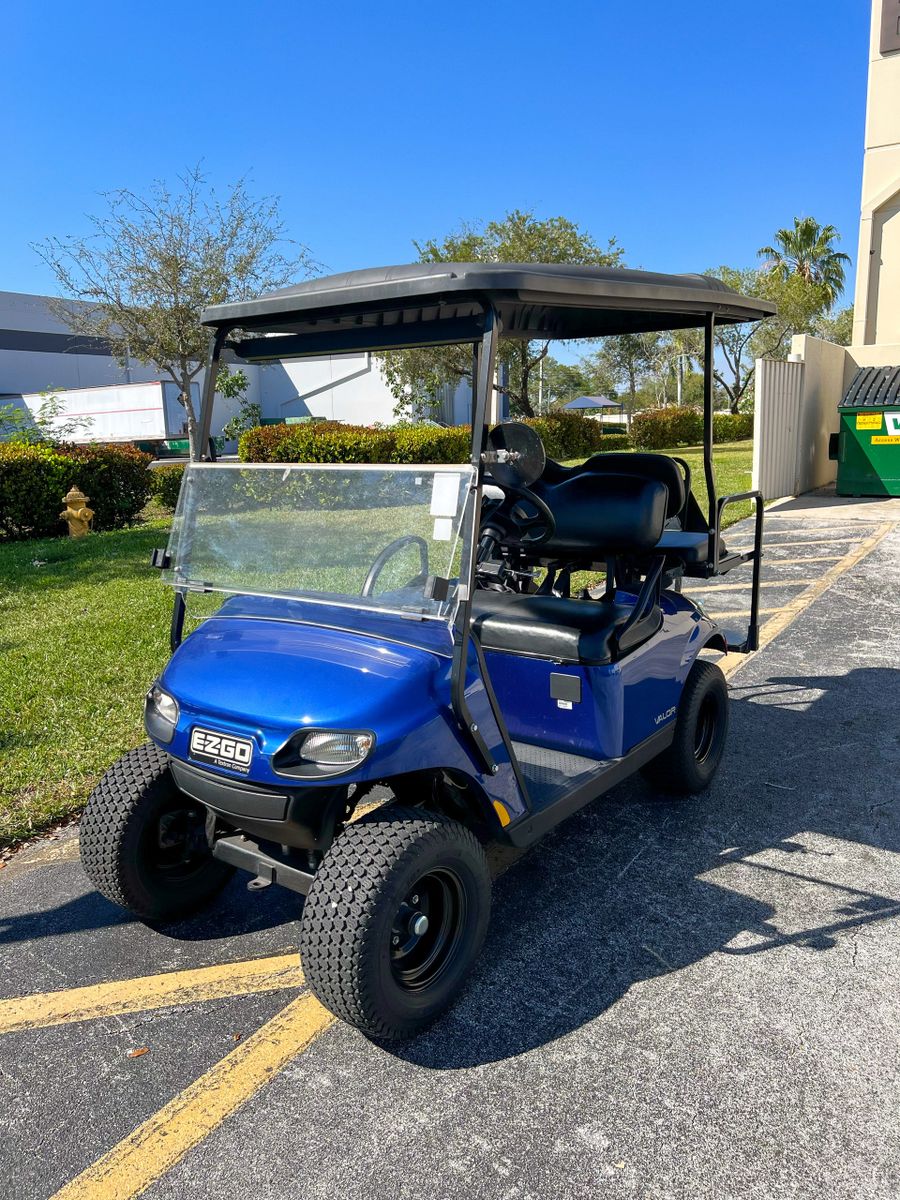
[694,694,719,764]
[389,868,466,993]
[144,804,212,883]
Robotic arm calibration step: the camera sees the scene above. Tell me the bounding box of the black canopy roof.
[202,263,776,361]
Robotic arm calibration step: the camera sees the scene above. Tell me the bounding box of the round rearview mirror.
[485,422,546,487]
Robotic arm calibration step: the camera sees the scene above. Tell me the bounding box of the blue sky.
[3,0,869,303]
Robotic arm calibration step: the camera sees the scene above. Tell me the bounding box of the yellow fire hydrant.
[60,485,94,538]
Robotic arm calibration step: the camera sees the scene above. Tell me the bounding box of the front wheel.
[80,743,233,920]
[299,808,491,1041]
[641,659,730,795]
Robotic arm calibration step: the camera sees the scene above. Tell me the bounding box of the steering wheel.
[361,535,429,597]
[481,484,556,548]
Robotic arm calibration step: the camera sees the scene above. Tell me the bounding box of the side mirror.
[484,422,546,487]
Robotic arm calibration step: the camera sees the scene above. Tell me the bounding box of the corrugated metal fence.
[752,358,804,499]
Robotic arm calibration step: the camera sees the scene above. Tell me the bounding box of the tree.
[758,217,850,309]
[381,210,623,419]
[704,266,837,412]
[812,304,854,346]
[35,168,316,457]
[539,355,616,411]
[586,332,661,421]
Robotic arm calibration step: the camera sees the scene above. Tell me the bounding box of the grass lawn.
[0,439,753,847]
[0,516,174,846]
[563,440,755,525]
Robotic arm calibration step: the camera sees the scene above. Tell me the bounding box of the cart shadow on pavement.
[394,665,900,1069]
[0,856,300,947]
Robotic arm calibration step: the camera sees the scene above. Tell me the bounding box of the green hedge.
[631,407,753,450]
[0,442,152,540]
[239,412,631,465]
[149,464,186,511]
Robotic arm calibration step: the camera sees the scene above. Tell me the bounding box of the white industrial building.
[0,289,409,442]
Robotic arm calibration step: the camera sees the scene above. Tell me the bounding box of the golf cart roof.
[202,263,776,361]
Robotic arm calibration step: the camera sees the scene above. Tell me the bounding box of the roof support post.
[702,312,717,531]
[450,310,499,775]
[448,309,532,807]
[195,327,229,462]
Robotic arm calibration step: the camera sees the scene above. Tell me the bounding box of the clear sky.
[2,0,870,302]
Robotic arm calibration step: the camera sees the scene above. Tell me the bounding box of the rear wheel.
[299,807,490,1041]
[80,743,233,920]
[641,659,729,795]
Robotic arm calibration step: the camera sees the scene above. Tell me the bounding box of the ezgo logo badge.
[189,727,253,773]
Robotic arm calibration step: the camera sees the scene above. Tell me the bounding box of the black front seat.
[472,591,660,665]
[474,470,669,663]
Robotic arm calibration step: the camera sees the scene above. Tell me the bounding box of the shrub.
[631,408,704,450]
[239,412,630,466]
[0,443,70,538]
[712,411,754,441]
[58,444,153,529]
[0,442,152,540]
[586,434,631,454]
[150,464,186,511]
[631,407,754,450]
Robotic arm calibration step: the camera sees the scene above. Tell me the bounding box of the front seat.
[474,470,669,663]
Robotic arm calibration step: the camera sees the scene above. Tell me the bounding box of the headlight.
[272,728,375,778]
[144,683,179,744]
[301,731,374,766]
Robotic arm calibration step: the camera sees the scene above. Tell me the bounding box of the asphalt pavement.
[2,498,898,1200]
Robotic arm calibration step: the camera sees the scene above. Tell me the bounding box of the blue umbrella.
[563,395,622,410]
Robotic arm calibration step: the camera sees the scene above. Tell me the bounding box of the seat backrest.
[530,470,668,558]
[542,452,686,521]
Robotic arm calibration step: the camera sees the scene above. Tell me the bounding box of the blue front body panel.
[158,595,526,820]
[154,591,721,831]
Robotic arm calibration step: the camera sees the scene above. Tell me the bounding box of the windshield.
[163,463,474,621]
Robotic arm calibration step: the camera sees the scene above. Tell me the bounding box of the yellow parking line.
[718,522,893,677]
[759,555,844,564]
[0,954,303,1035]
[51,993,332,1200]
[728,536,861,549]
[682,579,809,593]
[705,607,784,619]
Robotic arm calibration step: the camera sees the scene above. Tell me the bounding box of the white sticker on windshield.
[430,473,461,517]
[433,517,453,541]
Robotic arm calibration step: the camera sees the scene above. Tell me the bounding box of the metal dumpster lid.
[841,365,900,408]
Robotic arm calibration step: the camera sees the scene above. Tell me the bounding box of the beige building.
[852,0,900,354]
[752,1,900,499]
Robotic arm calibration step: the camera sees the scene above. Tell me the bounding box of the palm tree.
[758,217,851,309]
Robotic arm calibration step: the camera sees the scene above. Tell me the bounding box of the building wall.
[853,0,900,347]
[0,290,399,434]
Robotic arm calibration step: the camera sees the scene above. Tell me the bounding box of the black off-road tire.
[299,807,491,1041]
[641,659,730,795]
[79,742,233,921]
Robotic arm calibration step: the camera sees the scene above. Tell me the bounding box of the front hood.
[162,614,445,730]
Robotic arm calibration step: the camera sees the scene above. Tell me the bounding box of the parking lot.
[2,495,899,1200]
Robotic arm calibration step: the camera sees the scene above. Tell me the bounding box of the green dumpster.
[832,365,900,497]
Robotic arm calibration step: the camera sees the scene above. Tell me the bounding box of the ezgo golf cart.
[81,264,772,1040]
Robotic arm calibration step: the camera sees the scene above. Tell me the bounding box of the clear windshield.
[163,463,474,621]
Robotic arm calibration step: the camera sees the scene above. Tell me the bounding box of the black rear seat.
[537,453,722,569]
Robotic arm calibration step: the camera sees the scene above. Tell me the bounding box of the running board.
[502,724,676,848]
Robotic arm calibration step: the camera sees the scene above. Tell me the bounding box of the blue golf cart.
[80,264,772,1039]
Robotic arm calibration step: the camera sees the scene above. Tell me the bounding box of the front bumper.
[169,758,348,851]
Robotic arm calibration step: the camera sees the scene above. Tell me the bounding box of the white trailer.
[13,381,198,444]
